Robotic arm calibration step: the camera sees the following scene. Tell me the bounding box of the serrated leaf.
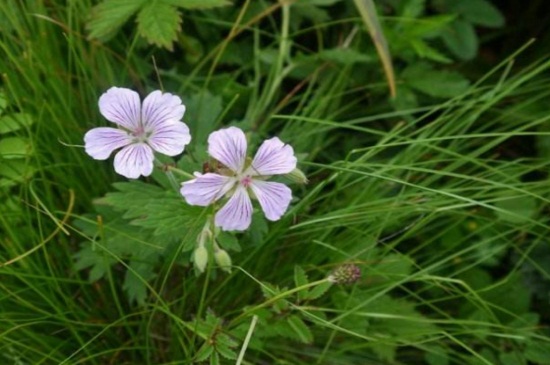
[441,19,478,60]
[216,342,237,360]
[0,137,31,158]
[294,266,309,287]
[286,315,313,344]
[194,344,214,362]
[88,0,146,41]
[294,266,309,301]
[162,0,231,9]
[210,351,219,365]
[137,2,181,50]
[0,113,33,134]
[402,62,470,98]
[304,281,332,300]
[123,258,157,304]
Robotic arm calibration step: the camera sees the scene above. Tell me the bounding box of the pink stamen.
[241,176,252,187]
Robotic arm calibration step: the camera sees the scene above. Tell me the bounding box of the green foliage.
[87,0,230,49]
[3,0,550,365]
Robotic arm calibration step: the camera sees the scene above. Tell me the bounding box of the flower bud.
[193,246,209,273]
[328,264,361,285]
[285,168,308,185]
[214,249,232,273]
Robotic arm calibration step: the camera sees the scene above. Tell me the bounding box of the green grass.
[1,1,550,364]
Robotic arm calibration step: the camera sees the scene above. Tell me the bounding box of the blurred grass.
[1,0,550,364]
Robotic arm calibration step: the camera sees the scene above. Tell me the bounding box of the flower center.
[131,126,150,143]
[240,175,252,187]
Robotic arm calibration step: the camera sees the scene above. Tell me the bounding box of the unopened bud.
[193,246,209,273]
[328,264,361,285]
[285,168,308,185]
[214,249,232,273]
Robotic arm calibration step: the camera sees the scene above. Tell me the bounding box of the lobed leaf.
[87,0,146,41]
[137,2,182,50]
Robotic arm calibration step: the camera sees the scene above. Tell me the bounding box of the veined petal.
[98,87,141,130]
[113,143,154,179]
[248,137,296,176]
[215,185,253,231]
[141,90,186,130]
[181,173,235,206]
[148,121,191,156]
[208,127,247,173]
[84,127,131,160]
[249,180,292,221]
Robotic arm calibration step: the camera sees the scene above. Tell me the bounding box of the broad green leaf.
[525,340,550,364]
[370,342,396,363]
[217,231,241,252]
[0,113,33,134]
[137,2,181,50]
[353,0,396,97]
[441,19,478,60]
[184,91,223,144]
[495,195,536,223]
[402,0,425,18]
[286,315,313,344]
[0,137,31,158]
[425,346,450,365]
[402,62,470,98]
[161,0,231,9]
[0,160,33,182]
[499,352,526,365]
[448,0,505,28]
[88,0,146,41]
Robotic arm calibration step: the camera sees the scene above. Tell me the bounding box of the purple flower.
[181,127,297,231]
[84,87,191,179]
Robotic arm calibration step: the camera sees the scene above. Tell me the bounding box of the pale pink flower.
[181,127,297,231]
[84,87,191,179]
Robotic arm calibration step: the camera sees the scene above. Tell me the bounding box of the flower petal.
[141,90,186,130]
[208,127,247,173]
[98,87,141,130]
[113,143,154,179]
[215,185,253,231]
[84,127,132,160]
[248,137,296,176]
[180,173,235,206]
[148,121,191,156]
[249,180,292,221]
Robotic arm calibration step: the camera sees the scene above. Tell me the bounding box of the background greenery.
[1,0,550,364]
